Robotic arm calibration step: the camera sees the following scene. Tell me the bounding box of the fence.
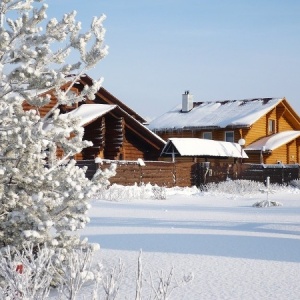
[239,163,300,184]
[77,160,300,187]
[190,162,300,186]
[99,160,192,187]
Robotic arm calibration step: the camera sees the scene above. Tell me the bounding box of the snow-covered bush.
[152,185,167,200]
[0,243,54,299]
[96,183,167,201]
[252,200,282,208]
[0,0,112,254]
[203,180,265,195]
[54,246,101,300]
[0,243,100,300]
[203,179,287,195]
[96,180,299,202]
[136,251,193,300]
[0,244,193,300]
[289,179,300,189]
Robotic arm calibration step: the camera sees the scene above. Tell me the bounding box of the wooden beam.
[125,123,161,150]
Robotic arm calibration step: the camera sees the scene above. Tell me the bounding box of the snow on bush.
[203,180,266,195]
[289,179,300,189]
[0,244,193,300]
[95,183,168,201]
[252,200,283,208]
[95,183,201,201]
[0,243,54,299]
[95,179,300,202]
[202,179,296,196]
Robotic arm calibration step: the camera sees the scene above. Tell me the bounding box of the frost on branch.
[54,246,99,300]
[0,243,53,299]
[0,98,105,251]
[0,0,108,110]
[0,245,194,299]
[0,0,111,254]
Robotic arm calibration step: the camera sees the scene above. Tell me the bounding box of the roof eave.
[153,124,251,132]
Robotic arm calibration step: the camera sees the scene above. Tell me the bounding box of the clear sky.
[46,0,300,121]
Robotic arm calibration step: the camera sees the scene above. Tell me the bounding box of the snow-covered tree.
[0,0,115,253]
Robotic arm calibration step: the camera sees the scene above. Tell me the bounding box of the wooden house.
[148,92,300,164]
[23,75,165,162]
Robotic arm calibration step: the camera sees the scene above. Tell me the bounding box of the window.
[203,132,212,140]
[268,119,276,134]
[225,131,234,142]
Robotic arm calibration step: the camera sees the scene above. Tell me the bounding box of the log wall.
[243,115,266,144]
[82,117,105,159]
[104,115,124,160]
[277,105,294,131]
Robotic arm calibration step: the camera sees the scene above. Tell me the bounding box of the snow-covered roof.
[42,104,116,132]
[42,103,165,148]
[162,138,248,158]
[148,98,283,131]
[65,104,117,126]
[245,131,300,151]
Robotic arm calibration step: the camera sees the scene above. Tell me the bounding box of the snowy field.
[72,182,300,299]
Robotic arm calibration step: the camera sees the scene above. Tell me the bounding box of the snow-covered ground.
[76,183,300,299]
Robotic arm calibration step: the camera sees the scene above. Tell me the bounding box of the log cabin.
[23,74,165,162]
[148,92,300,164]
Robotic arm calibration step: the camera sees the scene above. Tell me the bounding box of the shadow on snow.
[85,216,300,263]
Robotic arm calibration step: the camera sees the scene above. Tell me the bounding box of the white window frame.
[268,119,276,134]
[225,131,234,142]
[203,131,212,140]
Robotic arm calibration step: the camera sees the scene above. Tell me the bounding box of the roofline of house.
[74,74,148,124]
[152,124,251,132]
[281,98,300,128]
[108,106,166,150]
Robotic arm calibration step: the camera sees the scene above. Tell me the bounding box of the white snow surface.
[42,104,117,133]
[245,130,300,151]
[163,137,248,158]
[62,184,300,300]
[64,104,117,126]
[148,98,283,130]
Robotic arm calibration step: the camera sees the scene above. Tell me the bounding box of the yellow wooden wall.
[287,140,298,164]
[243,116,267,145]
[265,146,286,164]
[262,140,299,164]
[278,114,295,131]
[276,104,295,132]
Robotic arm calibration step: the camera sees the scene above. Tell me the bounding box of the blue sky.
[47,0,300,120]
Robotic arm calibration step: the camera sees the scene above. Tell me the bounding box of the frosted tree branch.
[0,0,112,257]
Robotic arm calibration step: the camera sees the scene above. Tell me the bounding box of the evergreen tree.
[0,0,114,252]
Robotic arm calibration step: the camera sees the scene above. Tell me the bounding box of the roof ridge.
[193,97,282,105]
